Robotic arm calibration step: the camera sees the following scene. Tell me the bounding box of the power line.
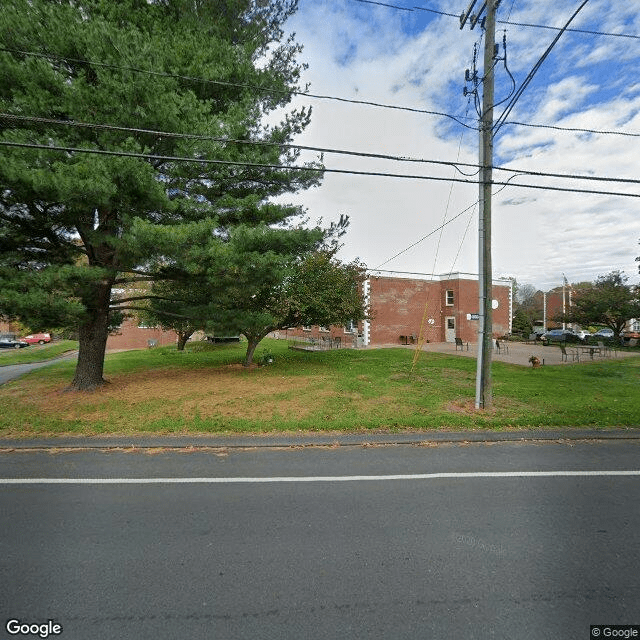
[374,166,539,275]
[4,113,640,184]
[358,1,640,40]
[3,47,639,139]
[0,47,474,130]
[355,0,459,17]
[495,18,640,40]
[493,0,591,136]
[2,141,640,199]
[374,201,478,269]
[0,113,478,175]
[502,120,640,138]
[354,0,413,12]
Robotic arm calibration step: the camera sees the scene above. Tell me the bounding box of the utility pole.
[460,0,497,409]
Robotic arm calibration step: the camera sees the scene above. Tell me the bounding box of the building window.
[344,320,356,334]
[319,326,330,333]
[446,290,454,306]
[302,326,312,331]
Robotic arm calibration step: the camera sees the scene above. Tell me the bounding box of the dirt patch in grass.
[445,396,532,418]
[21,365,333,427]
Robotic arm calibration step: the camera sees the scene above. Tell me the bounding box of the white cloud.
[277,0,640,289]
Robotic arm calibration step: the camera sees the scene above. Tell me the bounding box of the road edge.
[1,428,639,450]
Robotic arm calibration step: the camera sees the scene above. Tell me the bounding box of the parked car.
[592,328,614,339]
[620,330,640,345]
[0,337,29,349]
[574,329,591,340]
[21,332,52,345]
[540,329,583,343]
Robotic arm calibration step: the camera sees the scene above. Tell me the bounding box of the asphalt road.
[2,439,639,639]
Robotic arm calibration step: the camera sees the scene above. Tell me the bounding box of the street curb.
[1,429,639,450]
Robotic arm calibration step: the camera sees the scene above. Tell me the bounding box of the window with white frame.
[446,290,454,306]
[344,320,357,333]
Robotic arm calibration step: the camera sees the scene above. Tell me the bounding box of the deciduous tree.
[560,271,640,338]
[232,249,368,366]
[143,233,368,365]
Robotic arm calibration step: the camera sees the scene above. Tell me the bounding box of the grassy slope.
[0,339,638,436]
[0,341,78,365]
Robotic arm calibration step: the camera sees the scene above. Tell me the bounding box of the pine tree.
[0,0,322,389]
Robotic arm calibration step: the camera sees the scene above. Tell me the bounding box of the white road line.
[1,471,639,484]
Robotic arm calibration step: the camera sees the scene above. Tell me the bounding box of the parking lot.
[402,339,635,367]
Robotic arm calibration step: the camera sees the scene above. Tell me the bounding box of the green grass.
[1,338,639,436]
[0,340,78,365]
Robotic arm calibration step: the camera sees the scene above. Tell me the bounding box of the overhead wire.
[501,120,640,138]
[2,140,640,199]
[493,0,592,136]
[412,99,477,367]
[2,115,639,186]
[0,112,479,175]
[495,17,640,40]
[374,201,478,270]
[490,32,516,109]
[0,47,475,130]
[373,173,526,284]
[364,0,640,41]
[2,48,639,139]
[401,1,640,40]
[354,0,458,17]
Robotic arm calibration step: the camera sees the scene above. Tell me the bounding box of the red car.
[21,333,52,345]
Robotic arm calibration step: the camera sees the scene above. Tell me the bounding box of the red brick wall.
[367,276,437,344]
[271,326,359,347]
[106,318,177,351]
[367,275,511,345]
[545,291,566,327]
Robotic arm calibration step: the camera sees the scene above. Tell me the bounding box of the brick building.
[106,318,178,351]
[3,272,512,350]
[364,271,512,345]
[282,271,512,347]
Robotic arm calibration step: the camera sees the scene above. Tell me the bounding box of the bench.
[560,345,579,362]
[494,340,509,355]
[399,334,417,345]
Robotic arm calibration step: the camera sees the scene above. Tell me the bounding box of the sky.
[276,0,640,290]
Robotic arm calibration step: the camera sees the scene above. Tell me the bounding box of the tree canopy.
[141,232,368,365]
[560,271,640,338]
[0,0,327,389]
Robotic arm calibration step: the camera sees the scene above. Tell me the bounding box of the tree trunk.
[176,331,193,351]
[243,336,261,367]
[70,280,113,391]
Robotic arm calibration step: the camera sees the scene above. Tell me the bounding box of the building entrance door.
[445,317,456,343]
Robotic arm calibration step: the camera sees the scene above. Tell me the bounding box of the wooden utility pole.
[460,0,497,409]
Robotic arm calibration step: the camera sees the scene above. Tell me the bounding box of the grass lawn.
[0,340,78,365]
[0,338,639,437]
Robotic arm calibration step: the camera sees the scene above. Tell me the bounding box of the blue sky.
[278,0,640,290]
